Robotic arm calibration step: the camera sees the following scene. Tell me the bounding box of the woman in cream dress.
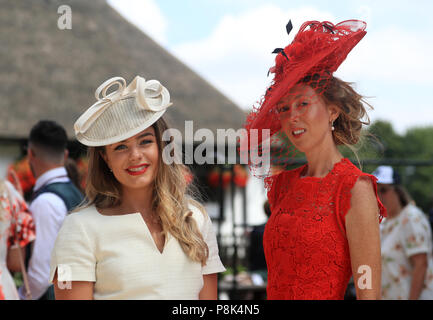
[50,76,225,299]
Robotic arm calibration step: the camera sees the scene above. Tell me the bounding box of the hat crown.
[242,19,367,179]
[272,20,366,81]
[74,76,173,146]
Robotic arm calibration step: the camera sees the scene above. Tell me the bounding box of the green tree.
[270,119,433,212]
[362,121,433,212]
[402,127,433,211]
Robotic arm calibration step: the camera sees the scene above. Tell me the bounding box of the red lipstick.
[126,164,149,176]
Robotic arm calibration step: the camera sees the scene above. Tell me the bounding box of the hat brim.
[242,20,367,178]
[76,109,166,147]
[250,30,366,135]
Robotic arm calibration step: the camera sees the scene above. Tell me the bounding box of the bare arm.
[408,253,428,300]
[345,177,382,300]
[199,273,218,300]
[52,270,94,300]
[7,245,27,273]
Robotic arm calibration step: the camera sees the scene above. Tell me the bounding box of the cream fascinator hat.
[74,76,172,146]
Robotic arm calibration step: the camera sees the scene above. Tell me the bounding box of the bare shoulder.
[347,176,379,219]
[351,176,377,203]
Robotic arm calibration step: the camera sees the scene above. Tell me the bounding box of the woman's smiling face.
[277,84,338,153]
[101,126,159,192]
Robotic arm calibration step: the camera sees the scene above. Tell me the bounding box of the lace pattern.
[263,158,386,299]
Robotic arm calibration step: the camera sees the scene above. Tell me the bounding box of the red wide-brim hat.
[241,20,367,177]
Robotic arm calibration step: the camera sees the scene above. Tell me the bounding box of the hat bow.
[74,76,172,134]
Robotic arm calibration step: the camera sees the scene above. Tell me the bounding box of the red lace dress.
[263,158,386,300]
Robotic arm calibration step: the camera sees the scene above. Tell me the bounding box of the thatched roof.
[0,0,245,142]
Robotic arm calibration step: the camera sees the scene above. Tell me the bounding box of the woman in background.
[373,165,433,299]
[0,179,35,299]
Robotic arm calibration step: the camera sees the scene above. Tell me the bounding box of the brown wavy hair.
[81,117,209,265]
[393,184,412,208]
[303,74,373,165]
[321,76,371,146]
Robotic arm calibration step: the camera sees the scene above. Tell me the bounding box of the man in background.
[18,120,83,300]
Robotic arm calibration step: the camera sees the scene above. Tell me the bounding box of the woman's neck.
[118,185,154,215]
[303,142,343,178]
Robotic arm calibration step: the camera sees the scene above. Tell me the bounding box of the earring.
[331,120,335,131]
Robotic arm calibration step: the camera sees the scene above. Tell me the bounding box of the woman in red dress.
[243,20,386,299]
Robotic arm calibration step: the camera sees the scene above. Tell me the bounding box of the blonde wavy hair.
[80,117,209,265]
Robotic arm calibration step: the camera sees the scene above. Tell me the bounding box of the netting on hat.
[240,20,367,186]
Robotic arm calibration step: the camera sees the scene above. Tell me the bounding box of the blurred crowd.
[1,120,83,300]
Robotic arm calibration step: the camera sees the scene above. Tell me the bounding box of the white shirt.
[19,167,70,300]
[49,204,226,299]
[380,203,433,300]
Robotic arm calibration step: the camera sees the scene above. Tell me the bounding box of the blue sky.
[157,0,432,44]
[107,0,433,134]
